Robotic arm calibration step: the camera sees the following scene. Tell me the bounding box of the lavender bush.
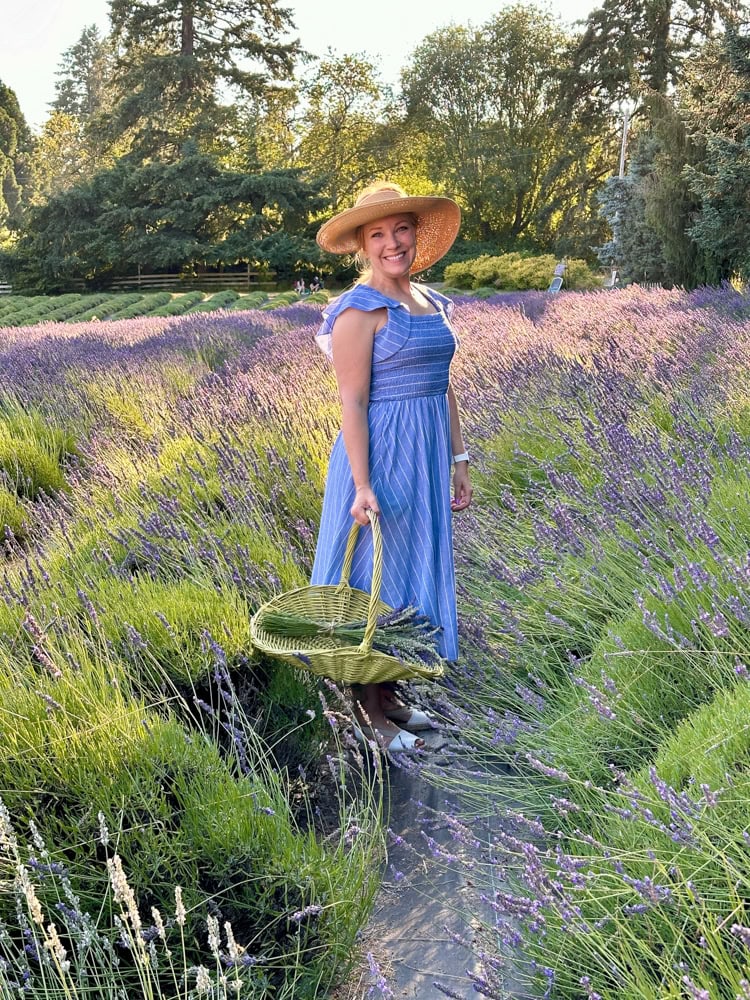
[4,283,750,996]
[425,284,750,997]
[0,302,380,996]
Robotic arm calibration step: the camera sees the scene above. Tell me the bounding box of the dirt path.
[338,728,525,999]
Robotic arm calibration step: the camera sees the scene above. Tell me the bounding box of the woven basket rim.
[249,512,446,683]
[250,584,445,681]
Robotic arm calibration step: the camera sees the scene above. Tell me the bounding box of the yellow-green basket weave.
[250,511,445,685]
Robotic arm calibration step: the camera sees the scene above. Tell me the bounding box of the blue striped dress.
[311,283,459,660]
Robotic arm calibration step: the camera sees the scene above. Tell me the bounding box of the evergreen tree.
[570,0,741,107]
[597,134,670,284]
[53,25,114,121]
[26,112,107,207]
[104,0,300,160]
[7,149,321,290]
[686,24,750,279]
[0,81,32,234]
[599,94,724,287]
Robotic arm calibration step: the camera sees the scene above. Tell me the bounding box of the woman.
[312,182,472,751]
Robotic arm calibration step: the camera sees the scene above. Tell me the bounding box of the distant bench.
[0,283,11,295]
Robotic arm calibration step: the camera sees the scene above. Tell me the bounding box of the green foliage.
[0,402,77,499]
[444,252,601,290]
[52,24,113,121]
[104,291,173,319]
[537,606,736,786]
[0,484,25,539]
[0,291,297,324]
[259,291,300,310]
[93,576,252,685]
[254,230,323,282]
[436,240,505,280]
[597,139,671,285]
[187,288,240,312]
[231,290,270,309]
[297,52,401,213]
[149,291,205,317]
[106,0,300,160]
[0,658,380,997]
[686,26,750,281]
[540,681,750,999]
[570,0,739,105]
[7,152,323,292]
[598,106,725,288]
[0,80,32,232]
[402,6,616,251]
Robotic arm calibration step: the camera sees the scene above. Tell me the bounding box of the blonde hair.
[351,181,416,286]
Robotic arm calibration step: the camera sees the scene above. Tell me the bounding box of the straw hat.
[316,184,461,274]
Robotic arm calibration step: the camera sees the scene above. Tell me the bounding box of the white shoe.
[352,722,425,752]
[383,706,436,732]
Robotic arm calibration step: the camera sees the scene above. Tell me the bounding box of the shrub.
[530,681,750,999]
[187,289,241,312]
[231,291,269,310]
[443,256,489,289]
[149,291,205,317]
[0,405,77,499]
[0,659,381,998]
[444,252,602,291]
[92,576,252,685]
[0,484,26,539]
[105,292,173,320]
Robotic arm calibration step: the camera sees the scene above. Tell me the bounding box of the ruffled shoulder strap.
[315,285,400,359]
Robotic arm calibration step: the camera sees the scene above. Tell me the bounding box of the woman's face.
[361,213,417,280]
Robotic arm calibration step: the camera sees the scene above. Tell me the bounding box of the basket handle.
[337,509,383,655]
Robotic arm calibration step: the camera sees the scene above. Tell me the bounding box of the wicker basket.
[250,510,445,685]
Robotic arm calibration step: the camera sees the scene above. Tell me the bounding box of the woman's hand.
[351,485,380,525]
[450,464,472,513]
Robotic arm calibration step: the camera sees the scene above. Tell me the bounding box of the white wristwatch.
[452,452,469,465]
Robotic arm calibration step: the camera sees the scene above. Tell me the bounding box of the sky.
[2,0,598,131]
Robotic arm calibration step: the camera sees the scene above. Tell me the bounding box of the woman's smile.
[362,214,417,279]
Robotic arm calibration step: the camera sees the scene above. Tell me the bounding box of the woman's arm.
[447,384,473,512]
[331,307,382,524]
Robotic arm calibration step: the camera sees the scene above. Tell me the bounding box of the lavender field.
[2,285,750,998]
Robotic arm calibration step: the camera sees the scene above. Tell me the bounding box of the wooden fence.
[106,270,276,292]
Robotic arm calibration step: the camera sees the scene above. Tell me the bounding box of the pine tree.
[105,0,300,160]
[570,0,742,107]
[53,25,114,121]
[0,81,32,234]
[686,25,750,279]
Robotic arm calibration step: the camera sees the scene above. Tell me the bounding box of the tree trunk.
[181,3,194,57]
[180,1,195,101]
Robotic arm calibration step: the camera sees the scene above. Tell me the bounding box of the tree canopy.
[104,0,301,159]
[401,6,617,254]
[8,149,321,290]
[5,0,750,290]
[53,25,113,121]
[0,81,31,234]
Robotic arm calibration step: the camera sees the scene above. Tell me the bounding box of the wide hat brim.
[316,195,461,274]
